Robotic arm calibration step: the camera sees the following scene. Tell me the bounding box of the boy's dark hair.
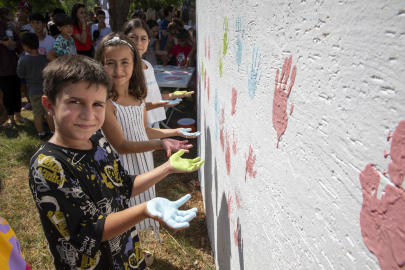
[43,55,112,104]
[176,29,188,40]
[20,32,39,49]
[71,2,85,28]
[54,13,73,27]
[163,6,173,17]
[53,8,65,15]
[122,18,151,39]
[29,12,45,22]
[96,9,105,17]
[94,33,147,101]
[93,6,101,12]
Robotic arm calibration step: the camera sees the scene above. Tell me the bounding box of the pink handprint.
[227,191,233,219]
[225,131,231,175]
[272,55,297,148]
[232,130,238,155]
[245,144,257,181]
[359,120,405,270]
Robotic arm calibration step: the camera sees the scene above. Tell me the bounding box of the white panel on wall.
[196,0,405,269]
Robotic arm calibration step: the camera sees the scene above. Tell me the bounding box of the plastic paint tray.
[171,71,188,75]
[162,75,183,81]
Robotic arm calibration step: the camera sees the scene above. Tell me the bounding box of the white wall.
[196,0,405,269]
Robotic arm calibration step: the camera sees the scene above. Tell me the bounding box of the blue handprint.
[234,15,244,72]
[246,45,262,99]
[146,194,198,229]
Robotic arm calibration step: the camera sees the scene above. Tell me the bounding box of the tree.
[108,0,132,32]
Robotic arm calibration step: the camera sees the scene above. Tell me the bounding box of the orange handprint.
[272,56,297,148]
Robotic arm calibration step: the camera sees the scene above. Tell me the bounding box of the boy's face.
[57,24,73,37]
[97,14,105,24]
[30,20,44,34]
[45,81,107,143]
[178,38,187,47]
[18,7,31,21]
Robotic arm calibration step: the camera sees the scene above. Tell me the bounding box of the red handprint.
[359,120,405,270]
[225,131,231,175]
[245,144,257,181]
[231,87,237,115]
[227,191,233,219]
[232,130,238,155]
[272,55,297,148]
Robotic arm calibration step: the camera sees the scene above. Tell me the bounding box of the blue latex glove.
[179,128,202,138]
[160,98,182,105]
[146,194,198,229]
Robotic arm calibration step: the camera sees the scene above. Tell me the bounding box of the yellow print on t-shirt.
[79,251,101,269]
[47,210,70,239]
[102,160,124,189]
[38,154,67,187]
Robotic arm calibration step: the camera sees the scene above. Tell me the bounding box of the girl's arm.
[142,104,197,139]
[72,23,88,44]
[145,100,179,111]
[102,100,166,154]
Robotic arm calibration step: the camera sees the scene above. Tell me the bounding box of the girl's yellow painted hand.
[173,91,194,98]
[169,149,204,172]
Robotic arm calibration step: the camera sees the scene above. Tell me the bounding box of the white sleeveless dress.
[110,99,159,233]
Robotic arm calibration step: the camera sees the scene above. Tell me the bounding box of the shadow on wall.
[204,124,216,256]
[217,192,231,270]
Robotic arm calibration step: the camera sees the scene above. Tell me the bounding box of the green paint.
[218,45,223,77]
[170,149,205,172]
[173,91,194,96]
[223,17,229,56]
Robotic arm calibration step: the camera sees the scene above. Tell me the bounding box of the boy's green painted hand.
[169,149,205,172]
[173,91,194,98]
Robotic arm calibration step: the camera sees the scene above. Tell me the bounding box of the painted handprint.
[234,15,244,72]
[218,44,223,77]
[359,120,405,270]
[245,144,257,181]
[272,55,297,148]
[246,45,262,99]
[223,16,229,56]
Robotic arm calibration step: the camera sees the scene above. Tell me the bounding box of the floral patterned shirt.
[51,35,77,57]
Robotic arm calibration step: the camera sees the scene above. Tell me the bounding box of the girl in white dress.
[95,33,199,236]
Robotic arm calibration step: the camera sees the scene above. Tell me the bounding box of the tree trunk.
[108,0,132,32]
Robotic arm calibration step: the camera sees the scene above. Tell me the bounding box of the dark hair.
[50,12,54,17]
[189,5,195,12]
[163,6,173,17]
[71,2,86,28]
[43,54,112,104]
[130,12,140,20]
[146,20,158,30]
[53,8,65,15]
[96,10,105,17]
[122,18,151,39]
[29,12,45,22]
[0,7,12,21]
[180,9,189,24]
[193,29,196,38]
[54,13,73,27]
[93,6,101,12]
[176,29,188,40]
[175,10,180,18]
[20,32,39,49]
[94,33,147,101]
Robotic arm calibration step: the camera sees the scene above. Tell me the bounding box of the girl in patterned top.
[94,33,200,237]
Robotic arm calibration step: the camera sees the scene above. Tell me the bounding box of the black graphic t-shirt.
[29,132,146,270]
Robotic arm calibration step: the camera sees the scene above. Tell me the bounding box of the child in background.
[30,54,203,270]
[71,2,92,57]
[0,7,18,33]
[17,33,54,140]
[28,13,55,55]
[142,20,160,65]
[123,19,192,128]
[91,9,111,50]
[164,29,193,67]
[94,34,201,243]
[47,14,76,61]
[48,8,65,38]
[15,1,33,35]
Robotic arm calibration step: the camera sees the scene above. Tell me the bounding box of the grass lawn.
[0,94,215,269]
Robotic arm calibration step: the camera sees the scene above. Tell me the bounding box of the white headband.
[103,36,134,51]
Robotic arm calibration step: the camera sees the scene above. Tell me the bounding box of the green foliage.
[1,0,63,15]
[62,0,99,14]
[129,0,194,15]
